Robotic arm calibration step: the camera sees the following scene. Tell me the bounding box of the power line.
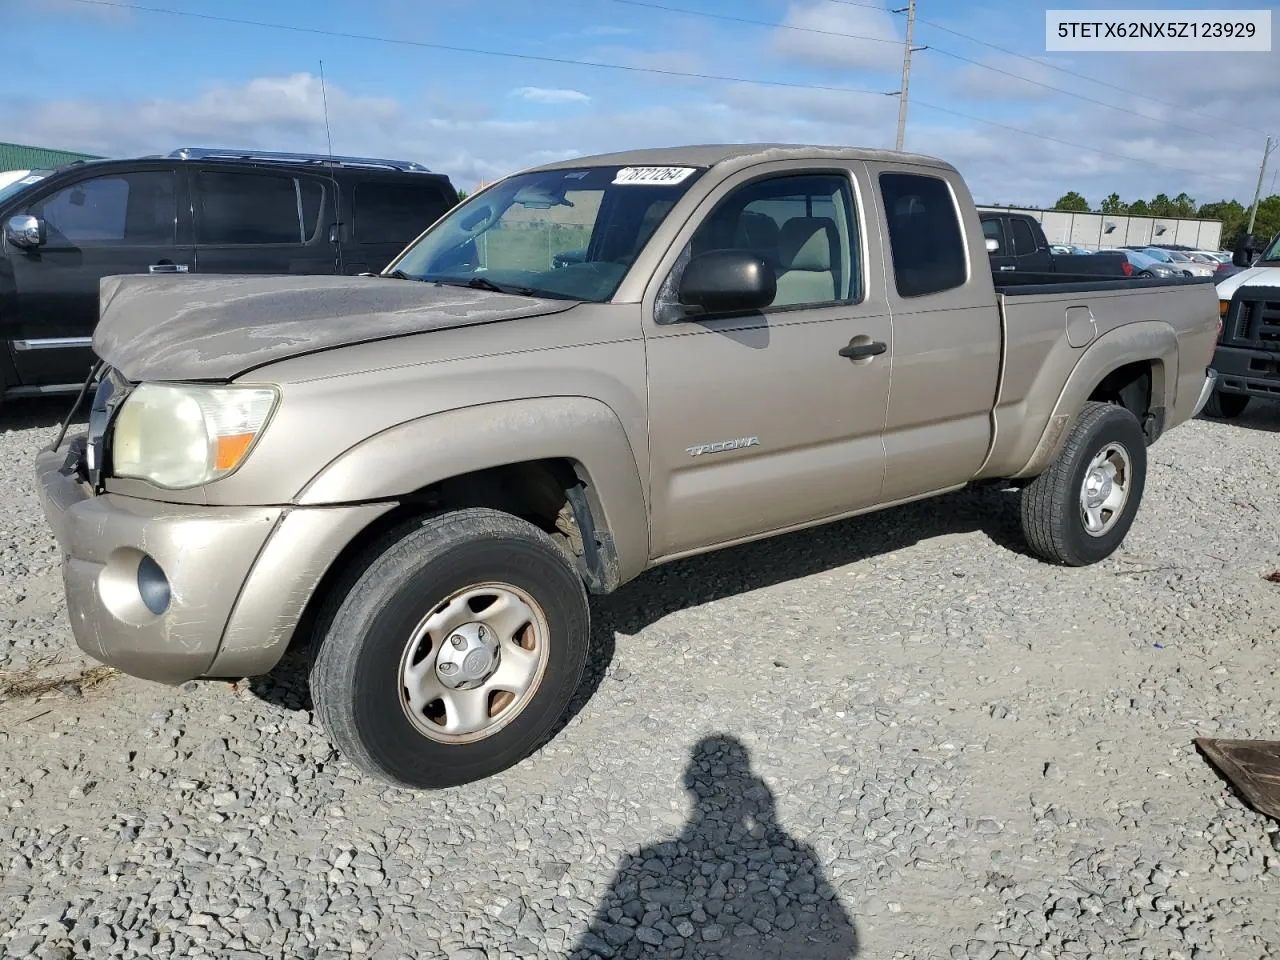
[613,0,1233,145]
[59,0,1254,190]
[60,0,889,97]
[823,0,1268,137]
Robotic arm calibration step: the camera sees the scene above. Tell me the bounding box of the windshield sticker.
[19,175,45,185]
[613,166,696,186]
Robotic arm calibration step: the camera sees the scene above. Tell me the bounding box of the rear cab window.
[879,172,968,298]
[353,180,454,246]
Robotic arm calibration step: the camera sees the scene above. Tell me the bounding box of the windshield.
[1260,233,1280,261]
[1165,250,1191,262]
[1143,248,1172,262]
[388,164,706,302]
[0,170,48,206]
[1129,252,1158,267]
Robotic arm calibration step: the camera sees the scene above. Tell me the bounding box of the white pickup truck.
[1208,232,1280,418]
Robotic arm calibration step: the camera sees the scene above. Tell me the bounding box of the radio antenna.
[318,59,345,271]
[319,59,336,162]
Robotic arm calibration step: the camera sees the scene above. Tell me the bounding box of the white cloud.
[510,86,591,104]
[771,1,903,74]
[1,52,1272,210]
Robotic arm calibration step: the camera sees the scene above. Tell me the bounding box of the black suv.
[0,147,458,399]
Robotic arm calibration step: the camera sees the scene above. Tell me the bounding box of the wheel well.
[282,458,613,659]
[1088,360,1162,441]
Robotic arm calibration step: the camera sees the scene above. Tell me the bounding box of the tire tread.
[309,507,588,786]
[1019,401,1144,566]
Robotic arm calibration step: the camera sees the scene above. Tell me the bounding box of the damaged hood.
[94,273,577,382]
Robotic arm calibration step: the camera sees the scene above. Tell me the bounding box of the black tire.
[310,507,590,789]
[1137,270,1153,278]
[1203,390,1250,419]
[1019,401,1147,566]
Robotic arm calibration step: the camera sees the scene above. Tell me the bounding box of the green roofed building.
[0,141,103,172]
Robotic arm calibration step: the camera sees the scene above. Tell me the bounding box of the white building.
[976,206,1223,251]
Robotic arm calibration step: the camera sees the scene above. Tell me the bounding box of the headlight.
[111,383,279,489]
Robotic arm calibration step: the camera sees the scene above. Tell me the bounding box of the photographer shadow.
[570,734,858,959]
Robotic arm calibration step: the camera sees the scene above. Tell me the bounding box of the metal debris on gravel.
[2,398,1279,959]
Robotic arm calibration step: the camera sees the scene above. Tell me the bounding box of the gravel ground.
[2,397,1279,960]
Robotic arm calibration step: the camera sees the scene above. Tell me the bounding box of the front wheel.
[1019,401,1147,566]
[1203,390,1249,419]
[310,508,591,788]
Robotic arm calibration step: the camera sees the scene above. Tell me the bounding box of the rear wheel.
[310,508,590,788]
[1019,401,1147,566]
[1203,390,1249,419]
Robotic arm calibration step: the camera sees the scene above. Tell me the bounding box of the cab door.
[642,163,892,558]
[868,165,1000,501]
[6,166,190,386]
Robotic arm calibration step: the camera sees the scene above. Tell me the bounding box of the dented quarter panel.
[981,301,1189,479]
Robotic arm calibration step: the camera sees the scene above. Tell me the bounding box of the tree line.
[1042,191,1280,248]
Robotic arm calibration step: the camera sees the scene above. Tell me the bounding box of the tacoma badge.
[686,437,760,457]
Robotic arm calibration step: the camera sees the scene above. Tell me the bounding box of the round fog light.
[137,555,171,616]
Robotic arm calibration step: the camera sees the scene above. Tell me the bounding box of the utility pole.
[1246,135,1275,235]
[894,0,919,152]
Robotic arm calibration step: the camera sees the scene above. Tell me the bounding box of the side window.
[1009,218,1038,257]
[981,217,1007,255]
[28,172,176,246]
[353,181,453,245]
[680,173,861,311]
[879,172,967,298]
[196,171,302,245]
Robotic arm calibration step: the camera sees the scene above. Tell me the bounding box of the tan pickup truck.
[35,144,1220,788]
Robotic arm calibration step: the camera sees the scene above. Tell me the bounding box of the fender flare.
[1012,320,1177,479]
[295,395,650,585]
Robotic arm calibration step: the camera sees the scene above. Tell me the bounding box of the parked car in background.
[0,147,458,403]
[1207,231,1280,418]
[980,211,1130,276]
[1193,251,1232,264]
[1138,247,1214,277]
[0,169,33,194]
[1100,248,1180,278]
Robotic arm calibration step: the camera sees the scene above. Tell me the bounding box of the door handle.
[149,263,189,274]
[838,339,887,360]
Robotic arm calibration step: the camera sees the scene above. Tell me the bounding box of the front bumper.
[1191,368,1219,418]
[1211,344,1280,401]
[35,436,393,685]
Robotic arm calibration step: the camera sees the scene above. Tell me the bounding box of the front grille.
[86,367,133,488]
[1225,286,1280,351]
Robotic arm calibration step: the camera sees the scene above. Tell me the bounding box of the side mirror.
[678,249,776,314]
[4,214,44,249]
[1233,233,1254,268]
[985,238,999,253]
